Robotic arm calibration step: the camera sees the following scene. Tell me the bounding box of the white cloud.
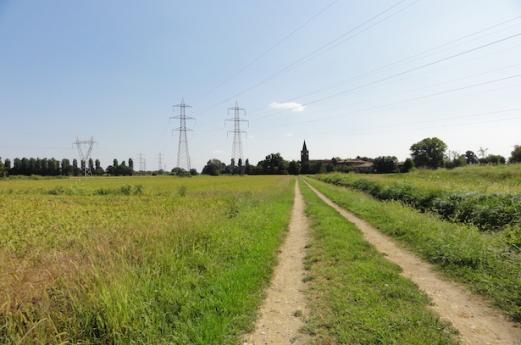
[269,101,305,112]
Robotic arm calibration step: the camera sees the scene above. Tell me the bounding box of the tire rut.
[244,181,309,345]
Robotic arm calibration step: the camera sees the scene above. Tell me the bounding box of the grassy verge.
[0,176,294,344]
[316,173,521,231]
[306,177,521,322]
[300,181,457,344]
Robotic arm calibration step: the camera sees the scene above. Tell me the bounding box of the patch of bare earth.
[244,181,309,345]
[306,182,521,345]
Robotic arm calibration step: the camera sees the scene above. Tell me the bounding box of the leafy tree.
[445,154,467,169]
[309,161,325,174]
[373,156,398,173]
[464,150,479,164]
[410,137,447,169]
[88,158,94,174]
[509,145,521,163]
[288,160,300,175]
[12,158,21,175]
[4,158,11,176]
[482,154,506,165]
[0,157,5,177]
[202,159,226,176]
[72,159,80,176]
[189,168,198,176]
[171,167,190,176]
[245,159,251,175]
[401,158,414,173]
[238,158,244,175]
[128,158,134,172]
[258,153,288,175]
[325,163,335,172]
[80,160,86,175]
[95,159,104,175]
[61,159,71,175]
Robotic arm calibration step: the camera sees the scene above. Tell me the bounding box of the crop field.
[0,176,295,344]
[312,165,521,321]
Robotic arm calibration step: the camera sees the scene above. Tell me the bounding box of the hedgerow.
[317,174,521,231]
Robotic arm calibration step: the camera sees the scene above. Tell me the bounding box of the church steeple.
[301,140,309,163]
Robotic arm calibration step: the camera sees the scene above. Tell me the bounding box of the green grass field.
[0,176,295,344]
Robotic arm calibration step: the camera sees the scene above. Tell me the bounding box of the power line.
[347,72,521,114]
[200,0,417,114]
[260,107,521,139]
[265,73,521,130]
[250,15,521,119]
[200,0,340,98]
[300,31,521,108]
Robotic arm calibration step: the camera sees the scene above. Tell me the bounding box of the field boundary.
[305,179,521,345]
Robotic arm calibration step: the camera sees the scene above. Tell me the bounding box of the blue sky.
[1,0,521,170]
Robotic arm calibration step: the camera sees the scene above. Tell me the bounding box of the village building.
[300,140,374,173]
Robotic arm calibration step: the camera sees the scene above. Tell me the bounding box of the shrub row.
[0,184,145,196]
[317,175,521,231]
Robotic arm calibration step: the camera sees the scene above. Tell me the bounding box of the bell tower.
[301,140,309,163]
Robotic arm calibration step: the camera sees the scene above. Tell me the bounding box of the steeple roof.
[302,140,307,151]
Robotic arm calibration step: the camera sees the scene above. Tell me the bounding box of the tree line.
[352,138,521,173]
[2,139,520,177]
[0,157,136,177]
[202,154,357,176]
[200,138,521,176]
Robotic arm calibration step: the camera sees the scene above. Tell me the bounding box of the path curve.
[244,181,309,345]
[306,181,521,345]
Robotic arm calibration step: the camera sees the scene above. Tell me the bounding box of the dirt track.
[306,181,521,345]
[243,181,309,345]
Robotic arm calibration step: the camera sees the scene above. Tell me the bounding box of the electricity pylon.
[226,101,248,163]
[171,98,194,171]
[74,137,96,176]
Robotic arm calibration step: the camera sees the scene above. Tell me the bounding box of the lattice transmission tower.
[171,98,194,171]
[158,153,164,171]
[138,153,147,172]
[74,137,96,176]
[226,101,248,163]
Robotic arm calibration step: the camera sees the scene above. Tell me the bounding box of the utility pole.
[171,98,194,171]
[226,101,248,163]
[74,137,96,176]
